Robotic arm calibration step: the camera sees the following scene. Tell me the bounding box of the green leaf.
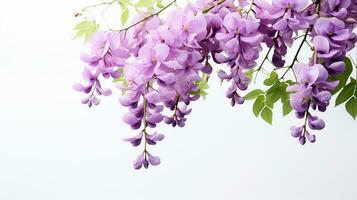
[282,101,292,116]
[265,82,282,107]
[190,80,209,100]
[200,90,208,100]
[136,0,155,8]
[335,82,355,106]
[264,71,278,86]
[157,0,164,8]
[266,90,282,106]
[117,0,130,9]
[73,20,99,42]
[330,57,353,94]
[112,69,128,95]
[245,69,254,81]
[198,81,209,90]
[121,8,129,25]
[244,89,264,100]
[261,107,273,125]
[253,96,265,117]
[266,82,281,94]
[345,97,357,120]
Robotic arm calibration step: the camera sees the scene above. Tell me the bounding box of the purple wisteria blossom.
[74,0,357,168]
[287,63,338,144]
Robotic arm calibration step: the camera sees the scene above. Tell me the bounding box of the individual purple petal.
[133,152,145,170]
[146,113,164,124]
[306,132,316,143]
[145,91,160,104]
[313,36,330,54]
[123,112,141,126]
[154,43,170,62]
[308,115,325,130]
[123,132,143,147]
[332,29,350,41]
[99,88,112,96]
[73,83,87,92]
[91,96,100,106]
[328,61,345,73]
[146,132,165,145]
[273,18,288,31]
[314,18,331,35]
[299,135,306,145]
[158,73,176,84]
[146,152,161,166]
[290,126,304,138]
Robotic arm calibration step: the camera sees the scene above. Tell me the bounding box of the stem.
[142,83,149,153]
[313,48,318,65]
[254,46,272,83]
[81,0,116,12]
[280,28,310,80]
[117,0,176,32]
[293,35,304,40]
[246,0,255,16]
[202,0,226,13]
[303,100,311,134]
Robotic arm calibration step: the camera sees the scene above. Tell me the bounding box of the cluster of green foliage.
[190,80,209,100]
[244,71,293,124]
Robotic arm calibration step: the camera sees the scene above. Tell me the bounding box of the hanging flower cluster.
[73,0,357,169]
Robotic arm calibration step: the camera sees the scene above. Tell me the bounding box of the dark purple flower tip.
[218,70,229,80]
[272,52,285,68]
[177,119,186,127]
[306,132,316,143]
[235,95,245,104]
[110,70,121,79]
[314,91,331,105]
[164,116,174,124]
[131,121,142,130]
[290,126,304,138]
[328,61,345,74]
[143,159,149,169]
[299,135,306,145]
[295,112,305,119]
[123,132,143,147]
[201,64,213,74]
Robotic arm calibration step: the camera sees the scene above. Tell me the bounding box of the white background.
[0,0,357,200]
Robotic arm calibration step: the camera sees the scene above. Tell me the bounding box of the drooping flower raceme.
[74,0,357,169]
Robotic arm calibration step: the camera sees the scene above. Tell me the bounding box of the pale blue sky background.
[0,0,357,200]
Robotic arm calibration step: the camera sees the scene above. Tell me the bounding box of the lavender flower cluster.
[74,0,357,169]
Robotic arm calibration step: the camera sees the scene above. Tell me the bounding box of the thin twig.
[254,46,272,83]
[81,0,116,12]
[280,28,310,80]
[202,0,226,13]
[117,0,177,32]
